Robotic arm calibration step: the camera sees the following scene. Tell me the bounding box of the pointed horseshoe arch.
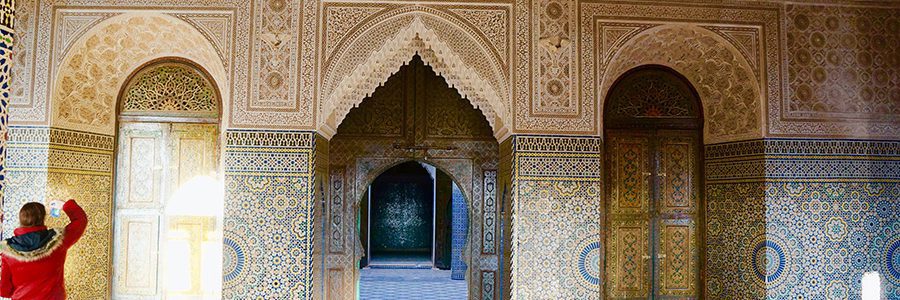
[319,8,511,139]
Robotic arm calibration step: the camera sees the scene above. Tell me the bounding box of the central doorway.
[358,161,468,299]
[323,54,500,299]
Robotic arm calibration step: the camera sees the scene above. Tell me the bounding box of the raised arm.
[60,199,88,250]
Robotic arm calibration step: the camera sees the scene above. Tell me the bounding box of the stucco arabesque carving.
[319,17,509,140]
[51,13,228,135]
[602,24,764,144]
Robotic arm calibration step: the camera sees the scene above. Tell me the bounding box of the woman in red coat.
[0,199,88,300]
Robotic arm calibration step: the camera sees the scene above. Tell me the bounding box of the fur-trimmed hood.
[0,228,66,262]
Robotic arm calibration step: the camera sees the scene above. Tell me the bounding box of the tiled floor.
[359,268,467,300]
[368,253,432,269]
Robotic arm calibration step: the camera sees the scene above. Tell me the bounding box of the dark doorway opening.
[368,162,436,267]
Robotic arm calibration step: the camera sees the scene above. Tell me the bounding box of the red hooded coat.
[0,200,88,300]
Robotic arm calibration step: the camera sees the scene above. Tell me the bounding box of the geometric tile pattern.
[706,138,900,298]
[0,0,12,238]
[482,170,497,255]
[451,183,468,280]
[509,135,601,299]
[222,129,315,299]
[1,126,114,299]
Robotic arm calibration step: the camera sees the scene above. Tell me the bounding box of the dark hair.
[19,202,46,227]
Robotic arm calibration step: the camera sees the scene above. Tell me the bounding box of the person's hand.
[47,199,65,217]
[47,199,64,210]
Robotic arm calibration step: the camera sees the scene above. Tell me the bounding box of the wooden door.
[654,130,699,298]
[606,130,700,299]
[113,123,219,299]
[607,131,653,299]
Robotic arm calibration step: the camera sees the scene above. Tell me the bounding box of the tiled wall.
[0,0,12,218]
[508,135,602,299]
[706,139,900,298]
[705,141,767,298]
[2,126,114,299]
[451,183,468,280]
[221,130,316,299]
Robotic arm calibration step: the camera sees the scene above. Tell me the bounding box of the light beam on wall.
[861,271,881,300]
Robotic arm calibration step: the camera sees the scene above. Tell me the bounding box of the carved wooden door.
[113,123,219,299]
[606,130,700,299]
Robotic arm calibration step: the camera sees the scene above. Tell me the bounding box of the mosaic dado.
[2,126,115,299]
[706,138,900,298]
[222,129,317,298]
[509,135,601,299]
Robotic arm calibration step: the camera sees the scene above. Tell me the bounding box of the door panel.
[658,135,698,216]
[608,134,651,216]
[114,214,160,296]
[115,124,166,298]
[608,219,650,299]
[169,124,218,187]
[657,219,697,297]
[117,124,164,209]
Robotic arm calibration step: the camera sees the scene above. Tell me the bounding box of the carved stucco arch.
[601,24,764,144]
[319,7,510,139]
[51,13,228,135]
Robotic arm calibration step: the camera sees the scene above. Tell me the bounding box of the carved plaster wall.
[584,2,777,144]
[318,5,511,139]
[776,4,900,138]
[51,13,227,135]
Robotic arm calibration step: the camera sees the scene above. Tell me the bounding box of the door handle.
[642,255,650,260]
[642,172,651,176]
[658,172,667,178]
[659,253,667,259]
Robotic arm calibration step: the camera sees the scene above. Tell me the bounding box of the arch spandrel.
[319,8,510,139]
[601,24,764,144]
[51,13,228,135]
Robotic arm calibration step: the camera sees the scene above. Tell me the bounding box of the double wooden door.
[606,130,701,299]
[113,123,220,299]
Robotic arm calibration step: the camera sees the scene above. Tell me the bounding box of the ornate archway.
[51,13,228,135]
[603,65,704,299]
[318,8,510,139]
[323,54,500,299]
[601,24,762,144]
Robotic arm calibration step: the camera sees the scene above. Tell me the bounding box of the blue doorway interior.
[359,162,468,299]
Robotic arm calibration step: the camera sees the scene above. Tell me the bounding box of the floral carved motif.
[121,62,218,116]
